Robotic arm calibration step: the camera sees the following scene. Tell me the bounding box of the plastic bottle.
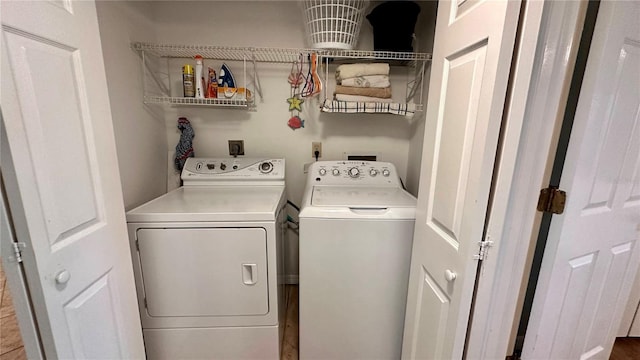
[194,55,205,99]
[182,64,195,97]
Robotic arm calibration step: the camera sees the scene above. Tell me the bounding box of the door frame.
[1,119,45,360]
[464,0,590,358]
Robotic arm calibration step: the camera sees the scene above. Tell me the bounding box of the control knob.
[382,169,390,177]
[259,162,273,173]
[332,169,341,176]
[319,168,327,176]
[220,163,227,171]
[348,167,360,178]
[370,169,378,177]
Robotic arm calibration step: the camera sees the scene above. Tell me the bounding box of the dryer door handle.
[242,264,258,285]
[349,207,389,215]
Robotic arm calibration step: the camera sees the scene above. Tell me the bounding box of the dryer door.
[137,228,268,317]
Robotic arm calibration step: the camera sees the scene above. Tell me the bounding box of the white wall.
[406,1,438,196]
[152,1,421,200]
[96,1,168,210]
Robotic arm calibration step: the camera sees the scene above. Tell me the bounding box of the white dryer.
[126,158,286,359]
[299,161,416,360]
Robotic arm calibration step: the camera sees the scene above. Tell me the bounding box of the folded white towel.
[335,94,393,103]
[340,75,391,88]
[336,63,390,81]
[322,100,416,116]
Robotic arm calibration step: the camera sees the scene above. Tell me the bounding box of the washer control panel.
[309,161,400,186]
[182,158,285,183]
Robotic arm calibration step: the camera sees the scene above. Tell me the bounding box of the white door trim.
[0,153,44,359]
[465,1,588,357]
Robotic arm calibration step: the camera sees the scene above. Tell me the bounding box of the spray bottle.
[182,64,195,97]
[194,55,205,99]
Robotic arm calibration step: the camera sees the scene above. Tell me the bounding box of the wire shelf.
[321,49,430,61]
[144,96,254,109]
[135,42,430,112]
[132,42,431,64]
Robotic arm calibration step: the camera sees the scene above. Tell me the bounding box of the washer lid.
[311,186,416,208]
[126,185,285,222]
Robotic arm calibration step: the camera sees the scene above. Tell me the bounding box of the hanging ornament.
[286,54,306,130]
[286,95,304,112]
[287,115,305,130]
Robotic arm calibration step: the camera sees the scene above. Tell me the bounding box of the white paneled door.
[1,1,145,358]
[401,0,521,358]
[522,1,640,359]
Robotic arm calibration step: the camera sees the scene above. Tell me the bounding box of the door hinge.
[537,187,567,214]
[144,298,148,308]
[135,240,139,251]
[473,238,494,261]
[11,242,27,263]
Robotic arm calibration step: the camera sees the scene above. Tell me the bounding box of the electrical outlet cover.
[228,140,245,156]
[312,142,322,158]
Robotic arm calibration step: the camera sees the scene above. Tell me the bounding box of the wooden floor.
[0,263,26,360]
[610,337,640,360]
[281,285,299,360]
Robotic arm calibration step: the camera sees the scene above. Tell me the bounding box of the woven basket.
[301,0,370,50]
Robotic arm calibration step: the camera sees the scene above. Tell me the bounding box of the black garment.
[366,1,421,52]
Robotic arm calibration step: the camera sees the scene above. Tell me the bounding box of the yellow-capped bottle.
[182,64,195,97]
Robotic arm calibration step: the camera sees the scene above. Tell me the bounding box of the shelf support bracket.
[250,50,263,102]
[141,50,171,98]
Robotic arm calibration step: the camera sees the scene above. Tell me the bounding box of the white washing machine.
[299,161,417,360]
[126,158,286,359]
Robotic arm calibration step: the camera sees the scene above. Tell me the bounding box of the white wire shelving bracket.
[132,42,431,113]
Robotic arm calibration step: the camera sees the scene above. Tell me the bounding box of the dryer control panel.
[308,161,401,187]
[182,158,285,184]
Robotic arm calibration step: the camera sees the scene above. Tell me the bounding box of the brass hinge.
[537,187,566,214]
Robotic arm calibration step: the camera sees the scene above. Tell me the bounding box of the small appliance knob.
[382,169,390,177]
[259,162,273,173]
[220,163,227,171]
[319,168,327,176]
[370,169,378,177]
[348,167,360,178]
[332,169,341,176]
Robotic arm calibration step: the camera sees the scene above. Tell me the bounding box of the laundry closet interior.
[96,0,437,285]
[94,0,437,357]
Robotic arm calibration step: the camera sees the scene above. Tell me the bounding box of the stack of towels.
[335,63,392,103]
